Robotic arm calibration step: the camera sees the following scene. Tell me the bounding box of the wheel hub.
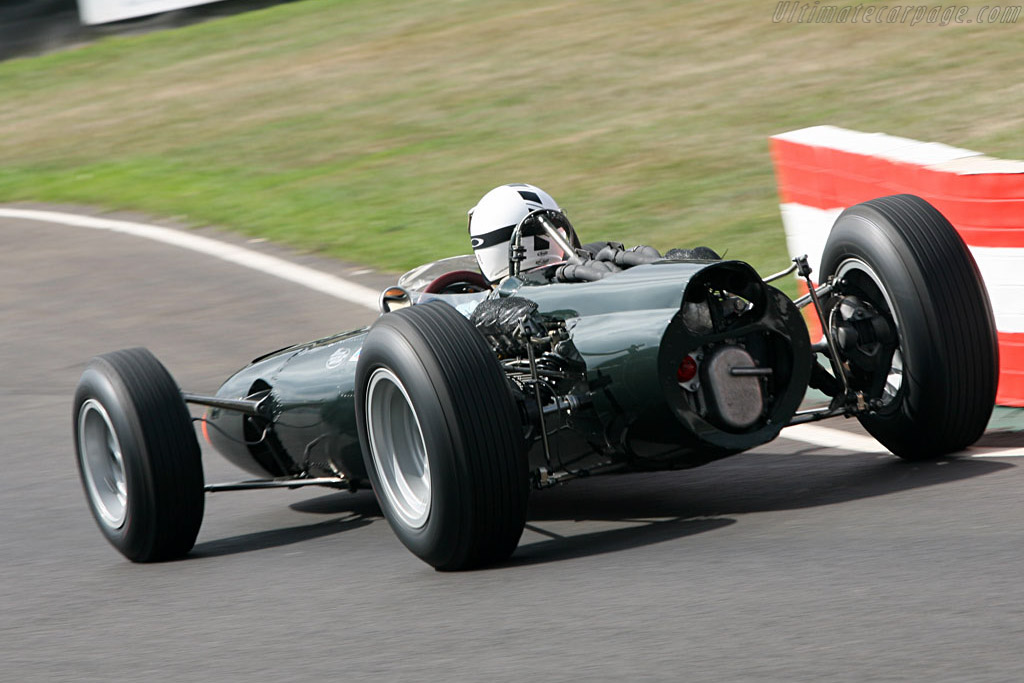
[832,258,904,408]
[78,399,128,529]
[365,368,432,529]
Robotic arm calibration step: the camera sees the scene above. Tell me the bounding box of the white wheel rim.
[882,348,904,405]
[366,368,431,529]
[78,399,128,529]
[834,257,904,407]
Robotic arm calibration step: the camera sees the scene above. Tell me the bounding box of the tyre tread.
[80,348,204,561]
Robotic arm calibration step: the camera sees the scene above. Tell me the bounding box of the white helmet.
[468,184,565,283]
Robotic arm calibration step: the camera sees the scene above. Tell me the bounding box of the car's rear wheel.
[821,195,998,459]
[355,301,528,570]
[73,348,205,561]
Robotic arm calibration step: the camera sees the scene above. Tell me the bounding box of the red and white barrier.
[770,125,1024,406]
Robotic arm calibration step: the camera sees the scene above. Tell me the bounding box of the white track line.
[782,423,1024,458]
[0,208,380,310]
[975,448,1024,457]
[782,424,885,453]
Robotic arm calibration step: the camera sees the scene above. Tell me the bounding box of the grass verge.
[0,0,1021,288]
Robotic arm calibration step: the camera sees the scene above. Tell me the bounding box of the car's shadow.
[508,517,736,567]
[524,449,1012,522]
[238,447,1012,567]
[190,509,375,559]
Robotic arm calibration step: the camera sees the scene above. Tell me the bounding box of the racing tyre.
[821,195,998,459]
[356,301,529,570]
[73,348,205,561]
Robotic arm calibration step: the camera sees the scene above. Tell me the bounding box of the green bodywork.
[207,260,810,480]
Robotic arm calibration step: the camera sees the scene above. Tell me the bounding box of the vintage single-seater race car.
[73,194,997,570]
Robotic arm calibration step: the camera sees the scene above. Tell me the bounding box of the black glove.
[594,244,662,267]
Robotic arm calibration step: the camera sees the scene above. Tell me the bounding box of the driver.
[468,183,719,284]
[468,183,566,284]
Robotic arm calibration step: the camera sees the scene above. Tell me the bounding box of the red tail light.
[677,355,697,383]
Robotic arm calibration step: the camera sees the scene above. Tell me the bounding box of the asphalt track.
[4,207,1024,682]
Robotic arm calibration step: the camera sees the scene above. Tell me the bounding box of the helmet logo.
[471,224,516,249]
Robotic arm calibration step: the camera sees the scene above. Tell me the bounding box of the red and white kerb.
[770,125,1024,406]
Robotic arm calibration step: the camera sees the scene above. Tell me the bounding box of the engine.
[478,259,811,475]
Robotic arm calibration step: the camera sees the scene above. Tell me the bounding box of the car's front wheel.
[73,348,205,561]
[821,195,998,459]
